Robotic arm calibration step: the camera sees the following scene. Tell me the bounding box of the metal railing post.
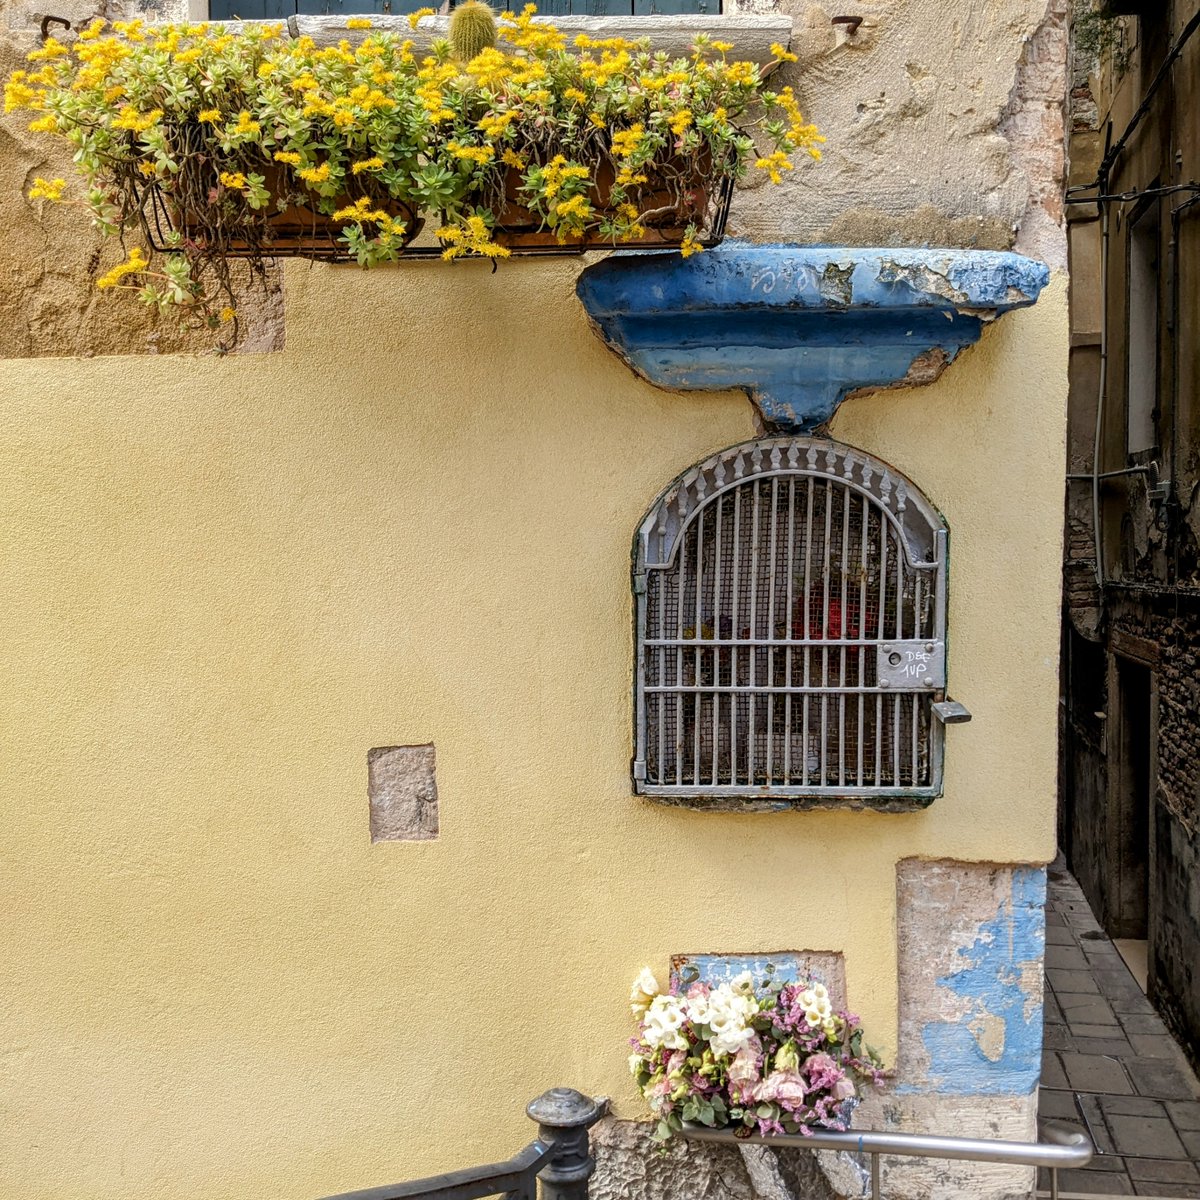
[526,1089,606,1200]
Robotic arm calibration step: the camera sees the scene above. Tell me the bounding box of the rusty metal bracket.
[40,14,72,40]
[831,14,863,34]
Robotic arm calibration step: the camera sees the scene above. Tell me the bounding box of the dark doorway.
[1111,656,1152,940]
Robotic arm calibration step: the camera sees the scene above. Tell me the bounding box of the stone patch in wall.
[368,743,438,842]
[591,1115,839,1200]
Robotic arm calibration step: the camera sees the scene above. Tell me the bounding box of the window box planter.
[6,8,817,335]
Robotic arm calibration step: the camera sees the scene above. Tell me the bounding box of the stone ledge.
[576,243,1050,432]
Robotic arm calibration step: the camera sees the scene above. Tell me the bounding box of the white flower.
[711,1023,755,1057]
[805,1007,824,1027]
[629,1052,644,1075]
[800,989,816,1007]
[643,994,688,1050]
[730,970,755,997]
[630,967,661,1016]
[813,983,828,1001]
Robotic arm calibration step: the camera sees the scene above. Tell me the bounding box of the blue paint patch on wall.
[576,244,1050,432]
[670,953,837,990]
[899,866,1047,1097]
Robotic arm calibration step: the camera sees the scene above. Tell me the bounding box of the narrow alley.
[1039,863,1200,1196]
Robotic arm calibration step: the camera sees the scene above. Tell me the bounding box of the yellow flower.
[770,42,799,63]
[610,123,644,158]
[587,111,606,129]
[198,108,221,123]
[218,171,247,189]
[680,231,704,258]
[501,148,526,169]
[27,114,58,133]
[755,150,794,185]
[137,161,157,176]
[231,110,261,136]
[273,150,302,165]
[332,196,392,223]
[437,214,510,260]
[670,109,693,136]
[298,162,331,183]
[352,156,384,174]
[563,87,587,103]
[257,61,276,78]
[95,245,148,289]
[111,106,163,133]
[711,40,733,52]
[447,141,495,165]
[555,194,592,221]
[220,306,236,322]
[27,36,69,61]
[408,6,434,26]
[345,16,372,28]
[28,176,65,201]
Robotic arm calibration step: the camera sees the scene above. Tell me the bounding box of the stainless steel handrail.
[682,1120,1092,1200]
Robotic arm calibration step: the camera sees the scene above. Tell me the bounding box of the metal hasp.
[575,245,1050,432]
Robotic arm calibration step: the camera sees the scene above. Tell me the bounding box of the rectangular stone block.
[368,744,438,842]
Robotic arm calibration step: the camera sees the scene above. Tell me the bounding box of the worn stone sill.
[642,790,938,814]
[576,244,1050,432]
[292,12,792,69]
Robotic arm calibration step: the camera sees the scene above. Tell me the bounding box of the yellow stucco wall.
[0,262,1067,1200]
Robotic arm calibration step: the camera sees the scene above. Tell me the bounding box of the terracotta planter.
[146,164,421,261]
[491,159,715,251]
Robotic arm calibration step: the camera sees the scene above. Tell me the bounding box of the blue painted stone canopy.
[576,245,1050,432]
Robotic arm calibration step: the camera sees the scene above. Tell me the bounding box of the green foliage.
[1073,0,1130,74]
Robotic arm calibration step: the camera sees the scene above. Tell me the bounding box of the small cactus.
[449,0,497,61]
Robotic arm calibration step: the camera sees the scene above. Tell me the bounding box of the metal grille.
[634,439,948,802]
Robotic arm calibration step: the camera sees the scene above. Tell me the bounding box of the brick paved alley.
[1039,862,1200,1196]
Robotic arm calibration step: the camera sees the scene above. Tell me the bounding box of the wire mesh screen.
[635,440,947,800]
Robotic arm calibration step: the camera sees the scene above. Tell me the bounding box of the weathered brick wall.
[1110,594,1200,1068]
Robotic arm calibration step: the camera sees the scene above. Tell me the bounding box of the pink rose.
[754,1069,807,1108]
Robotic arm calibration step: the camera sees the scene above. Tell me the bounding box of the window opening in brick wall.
[633,438,950,805]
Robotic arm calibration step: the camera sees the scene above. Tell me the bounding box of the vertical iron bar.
[912,572,922,786]
[802,478,814,786]
[766,478,779,783]
[875,509,887,784]
[748,479,761,784]
[838,481,850,785]
[820,478,832,786]
[730,486,742,784]
[858,493,868,786]
[694,508,704,786]
[784,478,797,782]
[1050,1166,1059,1200]
[892,526,902,786]
[657,574,664,785]
[675,521,687,786]
[712,494,724,785]
[870,1152,881,1200]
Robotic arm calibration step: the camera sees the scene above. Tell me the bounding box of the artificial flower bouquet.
[629,966,885,1141]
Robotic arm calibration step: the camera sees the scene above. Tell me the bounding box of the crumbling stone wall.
[0,3,283,357]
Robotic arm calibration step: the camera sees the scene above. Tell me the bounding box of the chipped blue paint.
[670,953,835,990]
[576,244,1050,432]
[899,866,1047,1097]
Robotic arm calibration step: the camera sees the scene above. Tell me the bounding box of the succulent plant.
[448,0,497,62]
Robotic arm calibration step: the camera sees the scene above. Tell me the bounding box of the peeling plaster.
[899,866,1047,1096]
